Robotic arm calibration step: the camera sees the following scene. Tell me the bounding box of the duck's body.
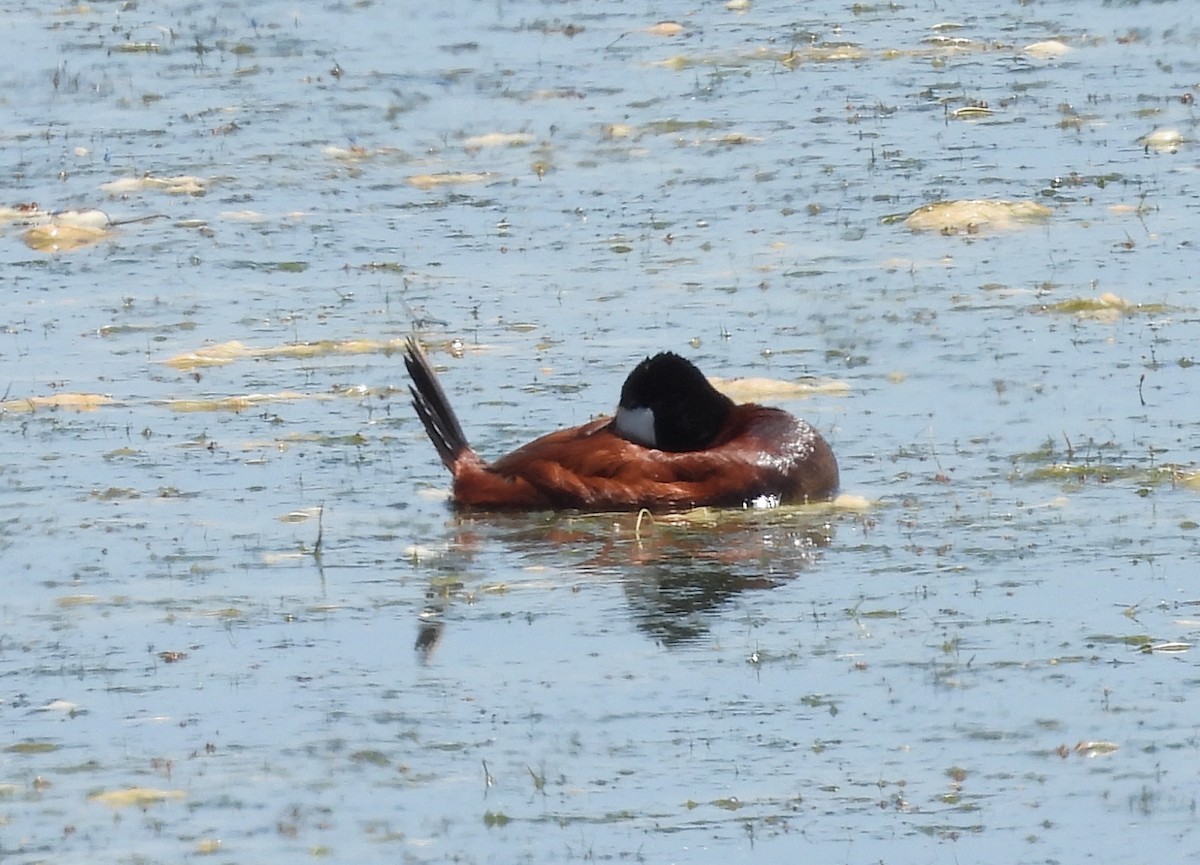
[404,337,838,512]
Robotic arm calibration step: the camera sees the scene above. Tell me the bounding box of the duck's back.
[714,405,838,505]
[468,407,836,511]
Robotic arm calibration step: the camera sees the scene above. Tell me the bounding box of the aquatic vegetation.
[4,741,59,754]
[1033,292,1171,321]
[1009,440,1193,489]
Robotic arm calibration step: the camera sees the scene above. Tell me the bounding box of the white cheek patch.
[614,406,657,447]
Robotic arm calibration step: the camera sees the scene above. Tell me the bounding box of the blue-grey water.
[2,0,1199,862]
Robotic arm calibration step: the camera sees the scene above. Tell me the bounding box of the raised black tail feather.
[404,337,470,470]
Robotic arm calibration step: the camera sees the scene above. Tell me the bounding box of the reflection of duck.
[620,517,833,645]
[412,510,834,658]
[404,337,839,511]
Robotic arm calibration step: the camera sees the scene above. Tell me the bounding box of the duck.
[404,336,838,511]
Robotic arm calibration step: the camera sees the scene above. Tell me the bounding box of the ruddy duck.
[404,337,838,511]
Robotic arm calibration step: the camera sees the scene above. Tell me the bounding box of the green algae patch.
[350,750,391,767]
[1033,292,1172,321]
[483,810,512,828]
[1012,461,1187,488]
[1010,438,1194,489]
[5,741,60,755]
[1086,633,1153,648]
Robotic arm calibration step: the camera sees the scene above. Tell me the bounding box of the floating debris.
[781,44,869,66]
[1024,40,1071,60]
[406,171,499,190]
[601,123,637,140]
[903,199,1053,234]
[278,507,324,523]
[709,375,850,402]
[1139,128,1185,154]
[164,391,322,412]
[18,208,114,252]
[949,105,994,120]
[161,338,409,370]
[1140,641,1192,654]
[323,145,403,163]
[831,493,873,512]
[1074,740,1119,757]
[161,341,253,369]
[644,21,684,37]
[708,132,761,146]
[1,393,114,412]
[0,202,51,225]
[55,594,99,608]
[654,43,867,71]
[219,210,269,223]
[101,175,208,196]
[89,787,186,808]
[462,132,533,152]
[113,41,162,53]
[23,222,111,252]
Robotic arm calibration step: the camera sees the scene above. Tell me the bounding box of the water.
[1,0,1199,861]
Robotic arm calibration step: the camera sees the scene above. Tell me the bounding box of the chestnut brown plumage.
[404,337,838,511]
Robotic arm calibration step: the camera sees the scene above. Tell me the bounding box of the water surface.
[1,0,1199,862]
